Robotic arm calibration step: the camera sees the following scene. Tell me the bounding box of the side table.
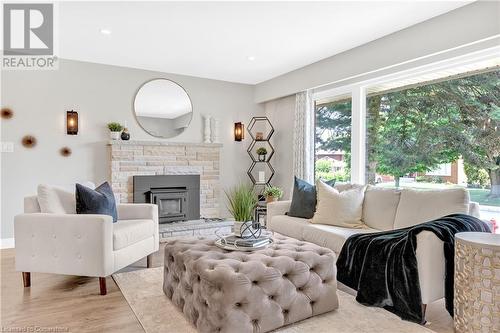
[454,232,499,332]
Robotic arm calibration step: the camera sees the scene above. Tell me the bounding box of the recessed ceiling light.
[247,56,256,61]
[100,29,112,35]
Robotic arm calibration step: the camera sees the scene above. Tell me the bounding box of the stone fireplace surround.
[109,140,222,219]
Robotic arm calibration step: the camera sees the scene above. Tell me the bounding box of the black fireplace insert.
[133,175,200,223]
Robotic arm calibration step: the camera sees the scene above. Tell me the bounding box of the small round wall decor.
[60,147,72,157]
[1,108,13,119]
[21,135,37,148]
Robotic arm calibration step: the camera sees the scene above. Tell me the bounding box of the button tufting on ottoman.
[163,234,339,333]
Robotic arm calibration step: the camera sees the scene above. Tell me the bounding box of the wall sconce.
[66,110,78,135]
[234,122,244,141]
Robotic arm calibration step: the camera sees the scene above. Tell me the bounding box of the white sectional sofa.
[267,185,481,310]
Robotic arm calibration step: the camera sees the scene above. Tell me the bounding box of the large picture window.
[365,70,500,208]
[315,97,352,182]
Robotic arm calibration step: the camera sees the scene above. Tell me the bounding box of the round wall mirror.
[133,79,193,138]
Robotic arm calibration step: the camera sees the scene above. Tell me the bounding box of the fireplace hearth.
[133,175,200,224]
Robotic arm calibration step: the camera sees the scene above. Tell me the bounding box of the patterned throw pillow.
[76,182,117,222]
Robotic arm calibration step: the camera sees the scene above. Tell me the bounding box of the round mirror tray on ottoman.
[214,229,274,252]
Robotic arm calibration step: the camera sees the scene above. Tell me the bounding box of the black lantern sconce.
[67,110,78,135]
[234,122,244,141]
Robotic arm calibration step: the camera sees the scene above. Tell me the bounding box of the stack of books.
[221,235,271,248]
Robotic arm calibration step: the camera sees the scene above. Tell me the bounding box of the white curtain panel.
[293,91,315,183]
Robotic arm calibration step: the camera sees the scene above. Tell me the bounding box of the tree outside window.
[366,70,499,206]
[315,98,351,182]
[314,69,500,207]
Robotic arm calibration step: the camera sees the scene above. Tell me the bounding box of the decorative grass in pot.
[263,185,283,203]
[107,122,123,140]
[225,183,258,237]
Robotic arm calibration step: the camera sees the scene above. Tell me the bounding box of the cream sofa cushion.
[113,219,156,250]
[362,185,402,231]
[393,187,470,229]
[37,182,95,214]
[303,224,379,253]
[268,215,309,240]
[312,181,366,228]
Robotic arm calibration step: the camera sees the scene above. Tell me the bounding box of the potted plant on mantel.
[107,122,123,140]
[263,185,283,203]
[225,183,258,238]
[256,147,267,161]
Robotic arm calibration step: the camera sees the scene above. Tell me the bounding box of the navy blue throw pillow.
[322,179,336,187]
[76,182,118,222]
[287,177,317,219]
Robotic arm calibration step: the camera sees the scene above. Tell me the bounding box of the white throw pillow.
[334,182,365,192]
[312,181,367,228]
[37,182,95,214]
[393,187,470,229]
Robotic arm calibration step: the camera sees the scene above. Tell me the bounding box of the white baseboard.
[1,238,15,249]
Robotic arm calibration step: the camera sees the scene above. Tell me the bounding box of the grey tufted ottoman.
[163,234,339,333]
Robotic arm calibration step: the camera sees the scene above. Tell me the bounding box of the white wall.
[1,59,263,240]
[264,95,296,200]
[255,1,500,102]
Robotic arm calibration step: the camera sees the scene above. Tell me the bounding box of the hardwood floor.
[0,246,165,333]
[1,243,452,333]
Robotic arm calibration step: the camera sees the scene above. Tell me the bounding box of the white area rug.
[113,267,435,333]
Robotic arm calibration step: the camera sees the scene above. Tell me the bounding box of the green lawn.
[468,188,500,207]
[376,182,500,207]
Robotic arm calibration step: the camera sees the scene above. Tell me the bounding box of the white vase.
[233,221,254,238]
[110,131,120,140]
[204,115,212,143]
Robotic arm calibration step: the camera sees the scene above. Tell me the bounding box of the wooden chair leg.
[147,254,153,268]
[421,303,427,325]
[99,277,107,295]
[22,272,31,287]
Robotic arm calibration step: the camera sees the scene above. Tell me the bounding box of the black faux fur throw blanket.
[336,214,490,323]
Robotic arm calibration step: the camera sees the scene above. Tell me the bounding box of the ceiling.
[59,1,473,84]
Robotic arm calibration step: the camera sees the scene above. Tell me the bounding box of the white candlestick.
[258,171,265,183]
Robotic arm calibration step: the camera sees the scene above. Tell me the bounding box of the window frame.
[311,47,499,185]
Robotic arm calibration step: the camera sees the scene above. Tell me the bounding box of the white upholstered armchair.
[15,195,159,295]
